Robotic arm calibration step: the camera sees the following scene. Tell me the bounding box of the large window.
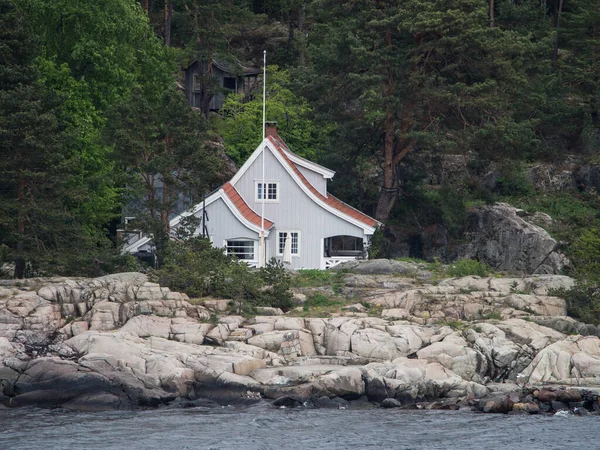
[277,231,299,256]
[256,181,279,202]
[226,240,255,260]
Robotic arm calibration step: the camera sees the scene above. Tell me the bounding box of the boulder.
[459,203,568,274]
[247,330,316,357]
[351,328,399,361]
[416,333,487,382]
[319,367,365,398]
[519,335,600,384]
[324,318,359,355]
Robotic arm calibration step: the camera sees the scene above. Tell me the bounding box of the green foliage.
[481,310,502,320]
[293,269,335,287]
[217,67,323,165]
[106,85,221,252]
[550,281,600,325]
[425,258,493,279]
[446,259,494,278]
[496,163,534,197]
[368,227,388,259]
[570,229,600,283]
[257,258,293,311]
[153,239,294,311]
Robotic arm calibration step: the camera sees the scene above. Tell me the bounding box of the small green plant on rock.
[446,259,494,278]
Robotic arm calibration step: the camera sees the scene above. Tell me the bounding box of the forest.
[1,0,600,291]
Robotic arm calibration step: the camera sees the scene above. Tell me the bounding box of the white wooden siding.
[296,165,327,196]
[233,148,365,269]
[193,198,259,248]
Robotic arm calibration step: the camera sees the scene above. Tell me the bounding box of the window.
[226,240,255,260]
[193,74,202,91]
[277,231,299,256]
[223,77,236,91]
[256,181,279,202]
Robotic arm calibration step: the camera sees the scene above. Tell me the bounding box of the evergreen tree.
[107,86,222,256]
[0,0,99,277]
[300,0,542,222]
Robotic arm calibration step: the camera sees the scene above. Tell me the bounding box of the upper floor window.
[256,181,279,202]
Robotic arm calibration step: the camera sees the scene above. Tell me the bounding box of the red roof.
[222,182,274,230]
[266,135,378,228]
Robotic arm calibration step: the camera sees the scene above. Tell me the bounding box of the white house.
[123,123,380,270]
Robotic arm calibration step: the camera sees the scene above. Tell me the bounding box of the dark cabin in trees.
[184,59,260,113]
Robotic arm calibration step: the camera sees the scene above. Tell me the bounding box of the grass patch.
[481,309,502,320]
[293,269,345,288]
[446,259,494,278]
[395,257,427,264]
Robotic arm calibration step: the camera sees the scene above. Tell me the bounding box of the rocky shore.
[1,261,600,415]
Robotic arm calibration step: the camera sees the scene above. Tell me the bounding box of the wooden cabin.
[184,58,260,112]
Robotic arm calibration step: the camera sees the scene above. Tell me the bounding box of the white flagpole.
[259,50,266,268]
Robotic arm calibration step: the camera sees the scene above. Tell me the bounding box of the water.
[1,405,598,450]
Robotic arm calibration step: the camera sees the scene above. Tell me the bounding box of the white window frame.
[225,239,257,261]
[277,230,300,257]
[255,181,280,203]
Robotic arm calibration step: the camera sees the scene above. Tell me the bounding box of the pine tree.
[0,0,123,277]
[301,0,541,222]
[0,0,69,276]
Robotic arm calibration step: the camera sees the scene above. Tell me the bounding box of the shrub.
[550,281,600,325]
[446,259,494,278]
[257,258,293,311]
[153,241,294,312]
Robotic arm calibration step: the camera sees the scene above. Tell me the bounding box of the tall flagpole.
[259,50,266,268]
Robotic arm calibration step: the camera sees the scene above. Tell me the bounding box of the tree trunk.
[164,0,172,47]
[489,0,495,28]
[375,105,397,222]
[142,0,149,13]
[14,176,25,279]
[552,0,564,69]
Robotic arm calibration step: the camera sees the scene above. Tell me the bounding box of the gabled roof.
[223,182,274,230]
[267,135,379,229]
[122,182,273,254]
[283,149,335,179]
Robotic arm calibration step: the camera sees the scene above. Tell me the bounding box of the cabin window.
[223,77,236,91]
[226,240,255,260]
[256,181,279,202]
[193,74,202,91]
[277,231,299,256]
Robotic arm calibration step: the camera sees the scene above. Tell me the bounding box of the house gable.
[230,136,378,233]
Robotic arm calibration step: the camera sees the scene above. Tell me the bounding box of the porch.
[321,235,366,269]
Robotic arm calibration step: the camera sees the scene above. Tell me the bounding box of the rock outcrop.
[459,203,568,275]
[0,268,597,413]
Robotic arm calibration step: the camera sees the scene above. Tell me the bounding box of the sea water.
[1,405,598,450]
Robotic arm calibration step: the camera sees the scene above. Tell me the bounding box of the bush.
[153,241,294,312]
[550,281,600,325]
[445,259,494,278]
[258,258,293,311]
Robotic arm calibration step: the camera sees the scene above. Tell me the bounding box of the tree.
[0,0,122,277]
[301,0,542,222]
[217,66,322,164]
[107,86,222,254]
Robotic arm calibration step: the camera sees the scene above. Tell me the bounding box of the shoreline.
[2,264,600,415]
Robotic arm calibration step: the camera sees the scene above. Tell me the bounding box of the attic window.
[256,181,279,202]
